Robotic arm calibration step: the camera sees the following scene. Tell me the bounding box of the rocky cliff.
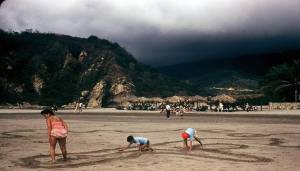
[0,30,193,107]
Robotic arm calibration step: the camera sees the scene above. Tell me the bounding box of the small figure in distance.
[179,106,184,119]
[175,107,180,119]
[79,102,83,113]
[245,103,250,112]
[165,104,171,119]
[119,135,153,152]
[74,102,79,112]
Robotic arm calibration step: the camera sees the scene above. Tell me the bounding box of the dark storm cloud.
[1,0,300,66]
[132,33,300,65]
[0,0,5,6]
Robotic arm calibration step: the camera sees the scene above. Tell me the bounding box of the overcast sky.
[1,0,300,66]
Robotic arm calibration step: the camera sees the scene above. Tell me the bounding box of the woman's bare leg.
[50,136,57,162]
[58,138,67,161]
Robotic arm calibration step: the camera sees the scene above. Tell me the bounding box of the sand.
[1,109,300,171]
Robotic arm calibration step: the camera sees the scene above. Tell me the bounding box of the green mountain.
[0,30,194,107]
[159,51,300,95]
[1,30,298,107]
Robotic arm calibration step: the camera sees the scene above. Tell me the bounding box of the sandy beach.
[1,109,300,171]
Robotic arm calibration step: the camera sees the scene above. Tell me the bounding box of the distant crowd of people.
[161,104,185,119]
[128,102,261,113]
[211,102,262,112]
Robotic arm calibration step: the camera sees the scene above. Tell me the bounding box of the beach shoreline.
[0,108,299,116]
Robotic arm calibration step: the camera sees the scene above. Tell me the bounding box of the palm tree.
[261,60,300,102]
[274,79,300,102]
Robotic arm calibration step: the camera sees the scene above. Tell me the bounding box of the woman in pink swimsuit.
[41,108,68,162]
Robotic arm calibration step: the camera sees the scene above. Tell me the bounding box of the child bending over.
[181,128,203,152]
[120,135,153,152]
[41,108,68,162]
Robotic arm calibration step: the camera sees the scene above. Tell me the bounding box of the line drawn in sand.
[268,138,300,148]
[19,141,272,169]
[5,129,299,168]
[0,129,35,138]
[227,132,300,138]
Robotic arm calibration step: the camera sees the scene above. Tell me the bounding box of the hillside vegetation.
[0,30,194,106]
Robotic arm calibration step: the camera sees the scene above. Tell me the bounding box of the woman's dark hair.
[40,108,55,116]
[127,135,134,143]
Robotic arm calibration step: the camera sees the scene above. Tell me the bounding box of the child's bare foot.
[145,147,154,152]
[48,160,56,164]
